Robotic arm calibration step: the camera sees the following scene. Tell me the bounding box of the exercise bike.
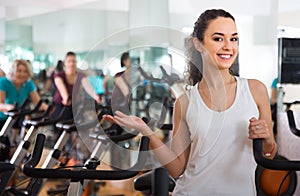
[22,132,149,196]
[0,104,68,196]
[253,108,300,196]
[0,99,48,195]
[0,98,39,162]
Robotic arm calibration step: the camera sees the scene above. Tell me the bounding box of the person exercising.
[103,9,276,195]
[0,60,48,160]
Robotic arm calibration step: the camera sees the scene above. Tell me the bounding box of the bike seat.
[134,169,176,193]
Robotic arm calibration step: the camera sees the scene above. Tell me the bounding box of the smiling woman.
[0,59,48,146]
[102,9,276,196]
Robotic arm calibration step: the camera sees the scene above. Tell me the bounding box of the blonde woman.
[0,59,47,144]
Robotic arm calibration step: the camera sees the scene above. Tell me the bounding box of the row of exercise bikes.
[1,65,300,195]
[0,94,176,196]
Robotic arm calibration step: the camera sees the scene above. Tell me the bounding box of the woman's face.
[123,58,131,69]
[64,55,77,72]
[200,17,238,71]
[14,64,30,84]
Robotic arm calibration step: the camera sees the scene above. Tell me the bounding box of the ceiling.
[0,0,300,21]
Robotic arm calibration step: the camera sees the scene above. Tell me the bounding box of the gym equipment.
[277,103,300,195]
[0,99,42,162]
[134,123,175,196]
[0,98,31,141]
[253,109,300,195]
[0,99,47,195]
[0,162,15,173]
[136,65,179,127]
[278,37,300,84]
[255,155,297,196]
[286,109,300,137]
[27,106,140,195]
[18,102,54,141]
[138,65,185,99]
[25,118,90,195]
[22,133,149,196]
[0,105,66,195]
[134,168,175,196]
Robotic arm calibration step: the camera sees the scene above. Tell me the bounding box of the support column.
[128,0,169,48]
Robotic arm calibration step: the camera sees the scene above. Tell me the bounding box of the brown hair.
[65,51,76,59]
[120,52,129,68]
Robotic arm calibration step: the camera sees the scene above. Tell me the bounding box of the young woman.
[52,51,101,120]
[103,9,276,195]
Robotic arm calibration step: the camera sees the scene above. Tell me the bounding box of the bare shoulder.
[174,92,190,120]
[177,91,189,103]
[247,79,269,104]
[247,79,267,94]
[175,92,189,109]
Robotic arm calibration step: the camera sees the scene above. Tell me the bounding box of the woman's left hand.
[248,117,276,158]
[248,117,273,144]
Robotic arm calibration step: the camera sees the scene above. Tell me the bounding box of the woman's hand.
[39,103,49,111]
[94,95,102,105]
[102,111,153,136]
[248,117,276,158]
[62,98,71,106]
[4,104,14,112]
[248,117,272,142]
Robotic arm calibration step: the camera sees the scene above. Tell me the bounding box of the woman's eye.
[213,37,223,42]
[231,37,239,42]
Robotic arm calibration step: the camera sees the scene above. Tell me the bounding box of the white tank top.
[173,77,259,196]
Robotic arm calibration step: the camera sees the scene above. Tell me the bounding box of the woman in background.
[52,51,101,120]
[0,60,48,160]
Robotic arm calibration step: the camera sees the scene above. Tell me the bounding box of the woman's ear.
[193,37,202,52]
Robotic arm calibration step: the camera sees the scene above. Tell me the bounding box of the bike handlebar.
[19,97,30,109]
[283,101,300,109]
[159,65,183,86]
[25,106,70,127]
[137,65,184,86]
[286,110,300,137]
[22,103,54,128]
[0,163,15,172]
[5,99,43,118]
[55,119,75,130]
[23,134,150,180]
[137,66,161,83]
[89,130,139,143]
[253,138,300,170]
[30,102,54,121]
[109,130,139,142]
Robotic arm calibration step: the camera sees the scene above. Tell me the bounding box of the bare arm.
[271,88,277,105]
[166,95,191,177]
[103,94,191,178]
[103,74,109,94]
[81,77,101,103]
[29,91,48,111]
[0,91,14,112]
[54,76,69,105]
[248,79,277,159]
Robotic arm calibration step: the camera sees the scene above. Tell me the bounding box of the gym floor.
[40,179,143,196]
